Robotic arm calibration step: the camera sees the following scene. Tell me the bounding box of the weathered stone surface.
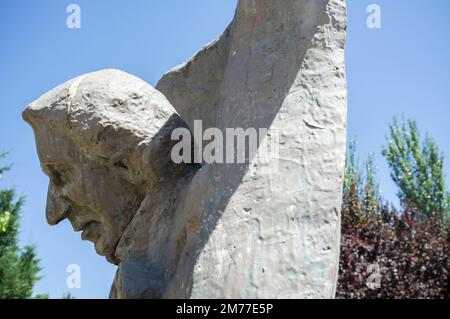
[158,0,347,298]
[23,0,347,299]
[23,70,199,275]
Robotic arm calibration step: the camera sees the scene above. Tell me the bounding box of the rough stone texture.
[158,0,348,298]
[23,69,200,276]
[23,0,347,299]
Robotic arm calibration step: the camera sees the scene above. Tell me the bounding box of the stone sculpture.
[23,0,347,298]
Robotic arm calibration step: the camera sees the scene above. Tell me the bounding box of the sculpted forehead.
[23,69,177,135]
[34,130,77,166]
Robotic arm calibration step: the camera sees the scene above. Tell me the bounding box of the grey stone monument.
[23,0,347,299]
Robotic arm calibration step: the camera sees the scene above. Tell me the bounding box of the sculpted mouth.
[71,219,100,237]
[69,216,119,263]
[72,220,92,232]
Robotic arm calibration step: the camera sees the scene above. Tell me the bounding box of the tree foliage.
[344,138,381,216]
[338,129,449,299]
[0,153,42,299]
[383,118,450,221]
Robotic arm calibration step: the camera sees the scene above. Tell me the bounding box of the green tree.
[344,138,381,215]
[344,138,362,194]
[382,118,450,221]
[62,292,75,299]
[0,152,42,298]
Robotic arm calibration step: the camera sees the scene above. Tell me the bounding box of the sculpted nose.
[46,184,71,225]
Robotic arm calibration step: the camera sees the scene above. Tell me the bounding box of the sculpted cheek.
[63,179,86,205]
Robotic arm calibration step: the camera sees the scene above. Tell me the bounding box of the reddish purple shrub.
[337,185,449,299]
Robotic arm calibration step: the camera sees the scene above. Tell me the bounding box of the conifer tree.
[0,152,42,298]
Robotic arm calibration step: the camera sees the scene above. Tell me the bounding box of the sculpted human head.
[23,69,190,264]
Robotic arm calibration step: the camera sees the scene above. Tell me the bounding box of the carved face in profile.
[23,69,187,264]
[37,134,143,263]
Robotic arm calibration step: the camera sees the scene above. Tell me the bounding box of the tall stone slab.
[158,0,347,298]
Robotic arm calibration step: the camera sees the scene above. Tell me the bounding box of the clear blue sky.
[0,0,449,298]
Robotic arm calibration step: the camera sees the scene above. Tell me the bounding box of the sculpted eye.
[113,161,129,170]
